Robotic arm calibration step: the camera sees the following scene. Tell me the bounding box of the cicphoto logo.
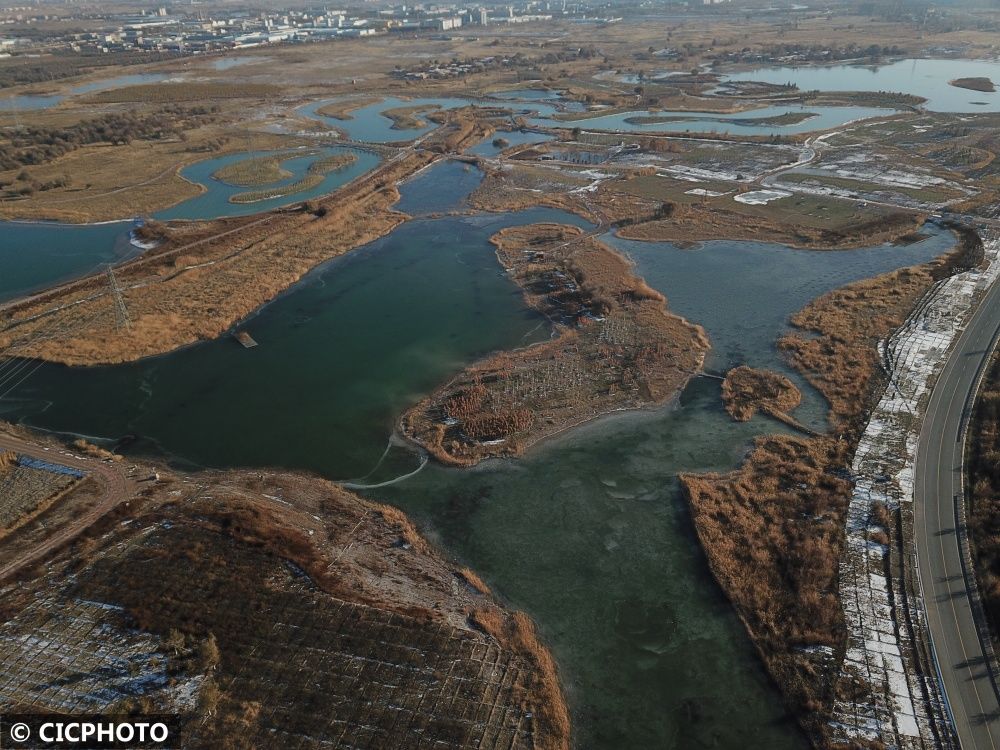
[1,715,178,749]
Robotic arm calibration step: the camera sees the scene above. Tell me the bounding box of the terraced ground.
[0,468,569,750]
[0,455,79,537]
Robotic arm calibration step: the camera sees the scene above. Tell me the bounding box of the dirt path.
[0,430,139,581]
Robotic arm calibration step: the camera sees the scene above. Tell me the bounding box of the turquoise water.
[467,129,556,156]
[0,148,376,301]
[0,221,136,302]
[299,97,474,142]
[724,58,1000,113]
[3,73,169,111]
[394,160,484,214]
[155,146,380,221]
[529,103,896,136]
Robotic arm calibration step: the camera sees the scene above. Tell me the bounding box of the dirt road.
[0,430,139,581]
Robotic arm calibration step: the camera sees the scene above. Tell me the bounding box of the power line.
[106,265,132,332]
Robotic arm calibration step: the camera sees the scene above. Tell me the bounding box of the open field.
[0,454,569,749]
[211,151,305,186]
[86,82,281,104]
[401,222,708,466]
[0,127,306,223]
[471,141,930,250]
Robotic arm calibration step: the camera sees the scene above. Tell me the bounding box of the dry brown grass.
[680,225,982,745]
[316,97,382,120]
[779,266,937,429]
[968,355,1000,650]
[457,567,492,595]
[0,113,491,366]
[681,434,850,739]
[0,128,300,223]
[950,77,996,93]
[722,366,802,422]
[87,82,280,103]
[402,222,708,465]
[212,151,301,186]
[614,191,927,250]
[1,460,570,750]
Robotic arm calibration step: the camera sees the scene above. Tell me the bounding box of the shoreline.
[400,222,709,467]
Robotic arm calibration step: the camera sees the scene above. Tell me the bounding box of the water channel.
[0,158,957,748]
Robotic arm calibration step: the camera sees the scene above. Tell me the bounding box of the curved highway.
[915,267,1000,749]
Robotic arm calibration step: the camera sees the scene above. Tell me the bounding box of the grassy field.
[211,151,306,186]
[87,82,281,103]
[0,129,304,222]
[777,171,966,205]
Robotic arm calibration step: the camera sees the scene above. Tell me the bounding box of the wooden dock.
[234,331,258,349]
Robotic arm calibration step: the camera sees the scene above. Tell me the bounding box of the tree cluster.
[0,105,217,170]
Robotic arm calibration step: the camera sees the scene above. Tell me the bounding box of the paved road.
[915,271,1000,749]
[0,431,138,581]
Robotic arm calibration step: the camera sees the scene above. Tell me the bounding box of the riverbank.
[401,222,709,466]
[0,112,491,366]
[677,224,984,745]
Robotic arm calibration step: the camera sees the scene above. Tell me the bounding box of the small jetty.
[234,331,258,349]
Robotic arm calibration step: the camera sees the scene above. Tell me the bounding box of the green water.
[2,206,589,474]
[0,166,957,747]
[0,221,137,302]
[156,146,380,221]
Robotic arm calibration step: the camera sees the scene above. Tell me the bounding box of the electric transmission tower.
[107,265,132,332]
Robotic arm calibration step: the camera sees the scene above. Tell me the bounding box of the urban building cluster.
[0,2,571,55]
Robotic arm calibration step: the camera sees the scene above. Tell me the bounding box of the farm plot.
[0,457,80,536]
[0,465,569,749]
[0,593,199,713]
[72,521,556,749]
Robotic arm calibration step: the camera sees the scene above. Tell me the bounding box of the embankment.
[0,112,490,366]
[678,226,982,745]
